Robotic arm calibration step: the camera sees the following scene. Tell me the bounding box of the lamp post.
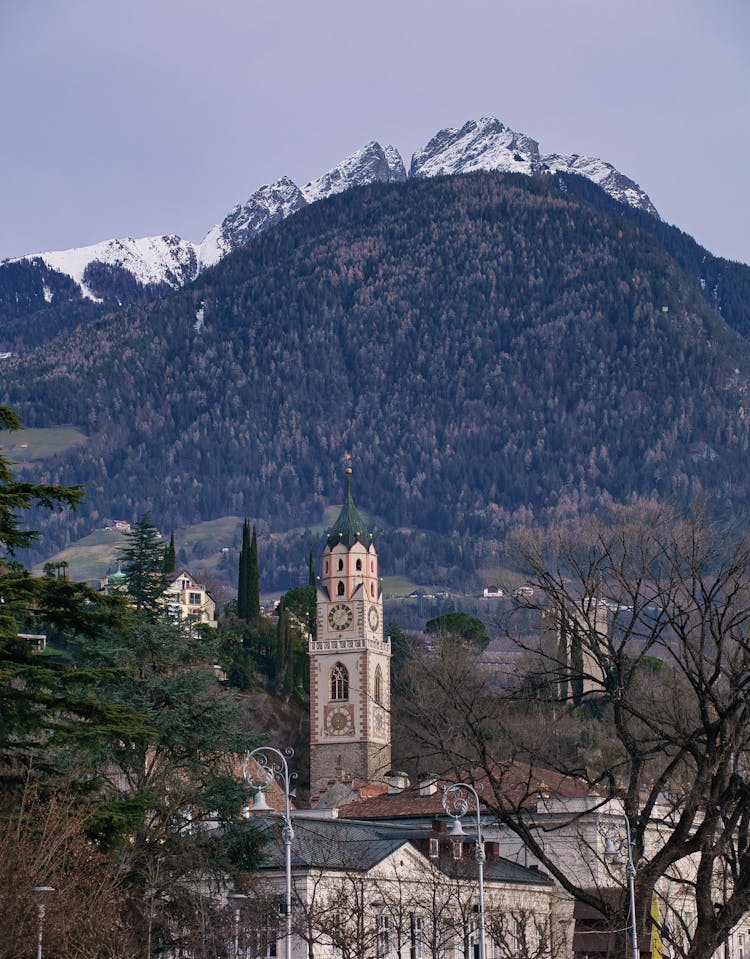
[30,886,54,959]
[243,747,296,959]
[442,783,486,959]
[228,892,249,959]
[598,814,639,959]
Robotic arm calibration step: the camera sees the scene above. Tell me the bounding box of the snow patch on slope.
[12,235,199,302]
[541,153,659,216]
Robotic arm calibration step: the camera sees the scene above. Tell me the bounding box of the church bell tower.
[309,469,391,803]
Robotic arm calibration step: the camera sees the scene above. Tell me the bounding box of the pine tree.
[162,531,176,575]
[247,524,260,620]
[118,513,166,617]
[237,520,250,621]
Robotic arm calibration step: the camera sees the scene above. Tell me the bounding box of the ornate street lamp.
[443,783,486,959]
[243,747,296,959]
[598,813,639,959]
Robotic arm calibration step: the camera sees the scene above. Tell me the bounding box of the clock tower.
[309,469,391,804]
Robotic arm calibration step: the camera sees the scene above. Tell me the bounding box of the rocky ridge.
[0,118,658,325]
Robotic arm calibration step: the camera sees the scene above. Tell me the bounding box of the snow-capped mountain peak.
[0,117,659,323]
[410,116,657,217]
[302,141,406,203]
[10,234,198,302]
[411,117,541,179]
[540,153,659,216]
[198,176,307,271]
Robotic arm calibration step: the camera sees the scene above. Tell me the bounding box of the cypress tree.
[247,524,260,620]
[162,531,176,575]
[308,548,315,586]
[275,597,287,681]
[237,519,250,620]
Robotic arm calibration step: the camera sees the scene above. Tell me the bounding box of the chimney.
[386,771,411,794]
[419,774,439,796]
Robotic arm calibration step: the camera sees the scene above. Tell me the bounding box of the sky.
[1,0,748,265]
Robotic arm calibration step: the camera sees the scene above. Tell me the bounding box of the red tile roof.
[338,761,594,820]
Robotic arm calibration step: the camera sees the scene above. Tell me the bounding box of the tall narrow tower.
[309,469,391,802]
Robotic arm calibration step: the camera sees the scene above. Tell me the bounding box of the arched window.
[337,558,344,571]
[331,662,349,700]
[355,558,362,571]
[324,561,328,574]
[371,560,374,572]
[337,581,345,596]
[371,583,375,596]
[374,665,383,705]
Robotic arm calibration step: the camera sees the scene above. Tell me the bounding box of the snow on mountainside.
[198,141,406,270]
[301,141,406,203]
[541,153,659,216]
[411,118,542,179]
[0,119,658,311]
[197,176,308,271]
[411,117,658,217]
[10,235,199,302]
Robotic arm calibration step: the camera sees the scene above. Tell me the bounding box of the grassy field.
[2,425,87,462]
[33,527,129,582]
[381,575,420,596]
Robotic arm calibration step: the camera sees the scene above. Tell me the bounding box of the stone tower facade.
[309,470,391,803]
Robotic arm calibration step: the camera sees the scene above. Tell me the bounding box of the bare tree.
[399,504,750,959]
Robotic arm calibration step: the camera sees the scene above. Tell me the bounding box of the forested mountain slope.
[4,172,750,575]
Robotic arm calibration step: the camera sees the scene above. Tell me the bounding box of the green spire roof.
[326,469,371,549]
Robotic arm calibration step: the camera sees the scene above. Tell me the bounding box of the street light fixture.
[243,747,296,959]
[30,886,54,959]
[442,783,486,959]
[598,813,639,959]
[228,892,250,959]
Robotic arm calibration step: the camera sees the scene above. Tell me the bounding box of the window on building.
[429,837,440,859]
[325,561,328,574]
[452,839,463,860]
[411,915,423,959]
[356,558,362,571]
[377,915,390,958]
[338,558,344,571]
[374,665,383,705]
[331,663,349,701]
[740,935,745,959]
[371,583,375,596]
[188,591,202,606]
[337,581,345,596]
[181,579,190,590]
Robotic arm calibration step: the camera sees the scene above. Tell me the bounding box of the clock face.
[328,603,353,630]
[368,605,380,631]
[325,704,354,736]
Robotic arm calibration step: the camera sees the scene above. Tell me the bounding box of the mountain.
[410,118,658,216]
[0,119,664,350]
[4,170,750,588]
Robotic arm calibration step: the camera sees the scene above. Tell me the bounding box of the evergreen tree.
[162,530,176,575]
[275,597,287,682]
[308,548,316,586]
[237,519,250,620]
[248,524,260,620]
[118,513,166,617]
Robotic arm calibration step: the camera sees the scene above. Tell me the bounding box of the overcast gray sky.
[2,0,748,264]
